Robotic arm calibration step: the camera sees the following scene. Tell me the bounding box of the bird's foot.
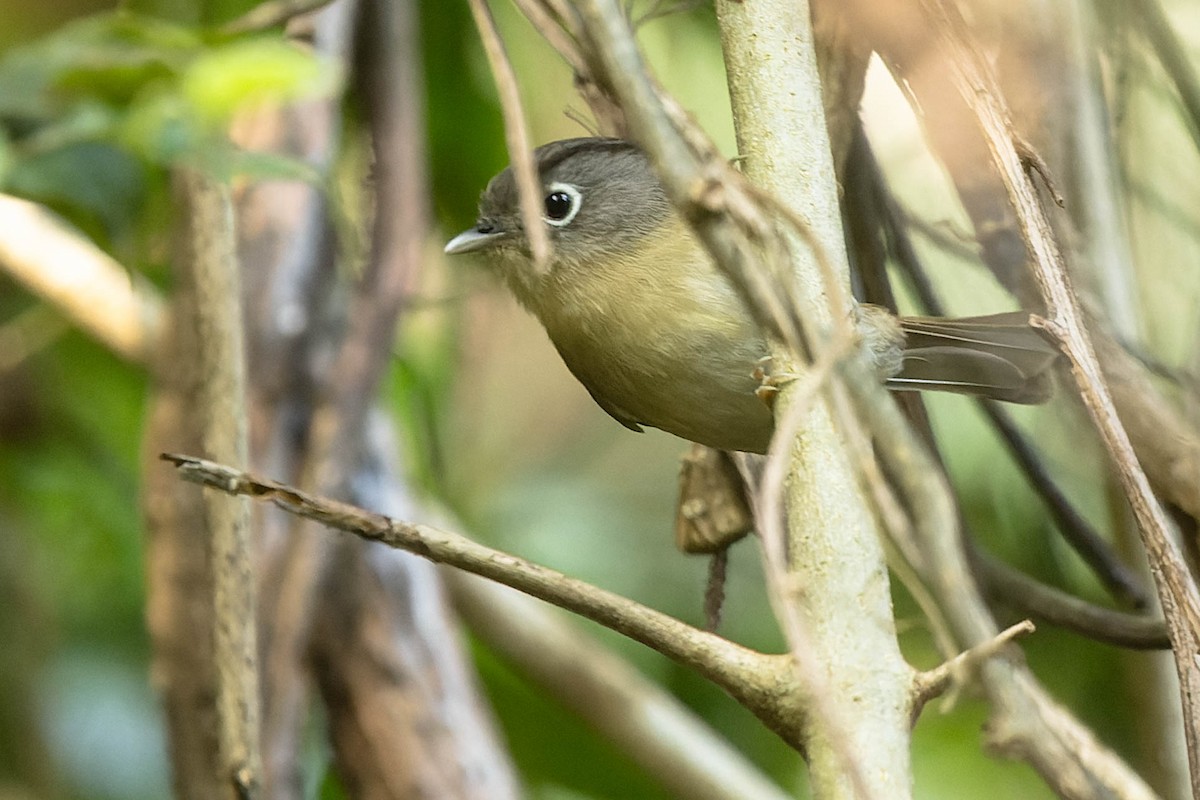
[752,357,794,408]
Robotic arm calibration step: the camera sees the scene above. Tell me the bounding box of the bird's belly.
[548,307,774,453]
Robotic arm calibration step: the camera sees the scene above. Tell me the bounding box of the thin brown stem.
[921,0,1200,790]
[973,546,1169,650]
[176,169,262,800]
[912,620,1036,711]
[467,0,552,268]
[163,454,819,751]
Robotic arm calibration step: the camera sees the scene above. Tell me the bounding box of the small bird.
[445,137,1058,454]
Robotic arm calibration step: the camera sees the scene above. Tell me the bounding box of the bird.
[445,137,1058,455]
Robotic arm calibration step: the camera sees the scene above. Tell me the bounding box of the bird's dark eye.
[544,191,573,221]
[542,183,581,226]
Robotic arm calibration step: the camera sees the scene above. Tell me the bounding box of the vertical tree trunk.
[716,2,915,797]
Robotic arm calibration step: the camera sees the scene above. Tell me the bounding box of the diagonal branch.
[920,0,1200,792]
[0,194,163,365]
[161,453,819,751]
[467,0,552,268]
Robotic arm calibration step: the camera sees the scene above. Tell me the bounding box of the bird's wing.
[582,384,645,433]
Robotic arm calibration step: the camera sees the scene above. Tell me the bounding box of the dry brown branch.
[167,456,708,654]
[176,168,263,799]
[912,620,1036,710]
[974,547,1170,650]
[836,349,1157,799]
[163,453,835,753]
[920,0,1200,791]
[467,0,552,268]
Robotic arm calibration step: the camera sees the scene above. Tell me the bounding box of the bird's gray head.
[444,138,671,298]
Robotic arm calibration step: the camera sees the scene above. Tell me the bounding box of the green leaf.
[15,102,121,157]
[0,12,201,122]
[181,38,340,124]
[119,87,200,164]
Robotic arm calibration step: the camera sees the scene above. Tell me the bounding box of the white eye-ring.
[542,182,582,227]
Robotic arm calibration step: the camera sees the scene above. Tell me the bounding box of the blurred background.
[1,0,1198,798]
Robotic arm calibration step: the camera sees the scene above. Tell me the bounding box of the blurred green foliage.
[0,6,336,253]
[1,0,1197,798]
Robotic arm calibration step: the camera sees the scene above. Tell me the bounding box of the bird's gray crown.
[475,137,673,258]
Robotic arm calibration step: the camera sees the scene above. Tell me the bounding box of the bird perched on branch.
[445,137,1058,455]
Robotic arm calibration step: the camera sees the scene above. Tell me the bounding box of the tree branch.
[467,0,552,268]
[836,348,1157,799]
[164,453,850,755]
[0,194,164,365]
[174,168,262,799]
[920,0,1200,792]
[912,620,1036,711]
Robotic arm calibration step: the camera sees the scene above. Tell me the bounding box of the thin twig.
[162,454,825,751]
[913,620,1036,710]
[510,0,588,74]
[163,455,748,667]
[981,399,1149,609]
[874,150,1150,609]
[468,0,552,269]
[972,546,1170,650]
